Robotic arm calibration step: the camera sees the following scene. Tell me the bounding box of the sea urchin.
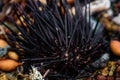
[2,0,107,79]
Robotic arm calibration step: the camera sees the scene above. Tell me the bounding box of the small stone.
[108,61,115,67]
[109,71,113,76]
[107,76,114,80]
[0,39,8,48]
[8,51,19,61]
[116,66,120,73]
[101,67,109,76]
[96,75,106,80]
[110,65,116,71]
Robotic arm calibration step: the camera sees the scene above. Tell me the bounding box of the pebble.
[116,66,120,73]
[0,39,8,48]
[107,76,114,80]
[96,75,106,80]
[101,67,109,76]
[110,40,120,56]
[8,51,19,61]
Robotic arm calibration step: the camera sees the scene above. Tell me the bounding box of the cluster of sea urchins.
[2,0,107,79]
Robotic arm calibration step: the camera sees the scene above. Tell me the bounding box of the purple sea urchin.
[2,0,107,79]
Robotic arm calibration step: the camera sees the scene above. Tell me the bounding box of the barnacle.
[2,0,108,79]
